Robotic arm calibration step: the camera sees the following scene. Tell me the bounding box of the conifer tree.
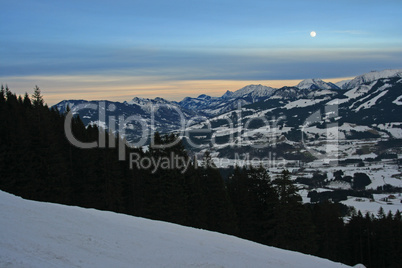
[5,84,12,99]
[377,207,385,220]
[309,202,346,262]
[227,165,277,243]
[32,85,44,107]
[199,151,238,234]
[271,170,317,254]
[23,93,32,107]
[0,84,5,103]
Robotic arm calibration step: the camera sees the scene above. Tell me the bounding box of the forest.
[0,85,401,268]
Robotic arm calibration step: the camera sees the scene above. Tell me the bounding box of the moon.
[310,31,317,37]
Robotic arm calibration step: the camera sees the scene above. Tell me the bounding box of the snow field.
[0,190,352,268]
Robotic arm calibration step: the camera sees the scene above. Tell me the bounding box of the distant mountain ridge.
[179,84,276,115]
[185,74,402,161]
[54,69,402,145]
[56,69,402,117]
[338,69,402,89]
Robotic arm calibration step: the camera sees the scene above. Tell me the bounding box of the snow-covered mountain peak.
[127,96,174,106]
[335,79,352,89]
[197,94,212,100]
[178,84,276,115]
[297,79,340,90]
[222,90,234,99]
[231,84,276,99]
[343,69,402,89]
[127,97,150,105]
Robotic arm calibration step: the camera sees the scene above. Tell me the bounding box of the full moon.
[310,31,317,37]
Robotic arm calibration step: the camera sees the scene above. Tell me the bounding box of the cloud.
[2,40,402,80]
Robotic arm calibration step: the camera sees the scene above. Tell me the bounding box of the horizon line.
[1,76,355,106]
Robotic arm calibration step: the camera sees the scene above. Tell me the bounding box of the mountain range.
[55,69,402,160]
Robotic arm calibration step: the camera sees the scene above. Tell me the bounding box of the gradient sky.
[1,0,402,105]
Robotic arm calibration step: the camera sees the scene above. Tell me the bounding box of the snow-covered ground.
[302,161,402,190]
[0,190,353,268]
[340,194,402,216]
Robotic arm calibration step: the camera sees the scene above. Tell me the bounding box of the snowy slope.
[126,96,179,107]
[342,69,402,89]
[335,79,352,89]
[229,84,276,100]
[0,190,352,268]
[340,194,402,216]
[296,79,340,90]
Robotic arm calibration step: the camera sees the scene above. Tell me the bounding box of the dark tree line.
[0,86,401,267]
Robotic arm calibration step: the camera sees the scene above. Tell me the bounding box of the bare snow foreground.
[0,190,352,268]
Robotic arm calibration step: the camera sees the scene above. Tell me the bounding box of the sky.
[1,0,401,105]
